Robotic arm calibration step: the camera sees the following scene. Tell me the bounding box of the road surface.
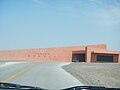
[0,61,83,89]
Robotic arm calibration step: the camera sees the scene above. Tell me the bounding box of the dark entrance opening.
[72,54,85,62]
[97,55,114,62]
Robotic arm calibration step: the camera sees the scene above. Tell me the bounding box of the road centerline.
[2,64,34,83]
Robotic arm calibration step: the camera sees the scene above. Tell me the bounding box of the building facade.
[0,44,120,63]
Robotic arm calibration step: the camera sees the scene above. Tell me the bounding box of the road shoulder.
[62,62,120,88]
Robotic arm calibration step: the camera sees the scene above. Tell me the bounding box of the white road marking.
[0,62,25,68]
[59,62,84,86]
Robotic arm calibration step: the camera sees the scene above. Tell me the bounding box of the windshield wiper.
[0,82,120,90]
[62,86,120,90]
[0,82,44,90]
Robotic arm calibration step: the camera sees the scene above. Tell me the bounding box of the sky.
[0,0,120,50]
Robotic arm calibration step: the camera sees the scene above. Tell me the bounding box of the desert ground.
[62,63,120,88]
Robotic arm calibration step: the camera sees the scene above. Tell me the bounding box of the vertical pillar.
[113,55,118,63]
[118,54,120,63]
[69,51,73,62]
[86,47,92,63]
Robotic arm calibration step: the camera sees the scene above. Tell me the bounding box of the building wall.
[0,44,119,63]
[87,44,107,49]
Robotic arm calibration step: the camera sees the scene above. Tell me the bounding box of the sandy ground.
[62,63,120,88]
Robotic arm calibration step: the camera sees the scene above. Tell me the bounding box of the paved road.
[0,61,83,89]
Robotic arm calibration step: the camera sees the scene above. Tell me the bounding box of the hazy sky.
[0,0,120,50]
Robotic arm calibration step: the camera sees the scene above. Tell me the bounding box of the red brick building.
[0,44,120,63]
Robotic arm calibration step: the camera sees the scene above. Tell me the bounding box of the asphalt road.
[0,61,83,89]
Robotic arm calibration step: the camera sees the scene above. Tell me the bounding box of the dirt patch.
[62,63,120,88]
